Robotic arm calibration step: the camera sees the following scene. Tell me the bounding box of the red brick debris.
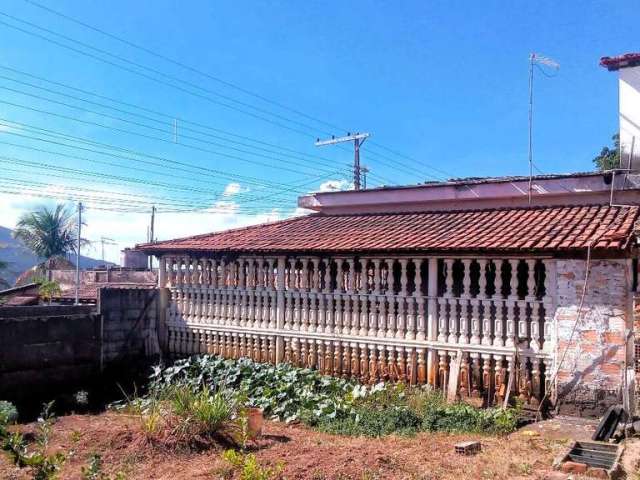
[137,204,640,254]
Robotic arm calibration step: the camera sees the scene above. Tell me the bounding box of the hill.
[0,225,114,286]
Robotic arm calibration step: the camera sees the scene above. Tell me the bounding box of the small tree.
[593,133,620,171]
[39,280,62,305]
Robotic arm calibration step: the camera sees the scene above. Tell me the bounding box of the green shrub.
[147,355,521,439]
[1,402,66,479]
[0,400,18,425]
[223,449,284,480]
[150,356,366,423]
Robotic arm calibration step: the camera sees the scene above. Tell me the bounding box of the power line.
[22,0,348,135]
[0,82,354,175]
[18,0,455,183]
[0,94,344,178]
[0,117,332,192]
[0,10,421,184]
[0,120,350,205]
[0,65,350,166]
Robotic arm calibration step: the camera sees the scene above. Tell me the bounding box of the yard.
[0,356,637,479]
[0,411,567,480]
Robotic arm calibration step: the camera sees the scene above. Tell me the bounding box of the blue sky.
[0,0,636,262]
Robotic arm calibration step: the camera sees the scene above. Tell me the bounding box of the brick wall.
[554,259,633,416]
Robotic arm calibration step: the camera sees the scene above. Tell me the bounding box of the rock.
[560,461,588,474]
[542,472,569,480]
[586,467,609,479]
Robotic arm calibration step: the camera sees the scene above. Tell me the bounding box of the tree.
[593,133,620,171]
[13,204,85,259]
[0,260,9,290]
[39,279,62,305]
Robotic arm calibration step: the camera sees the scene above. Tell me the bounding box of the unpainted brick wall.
[554,259,633,415]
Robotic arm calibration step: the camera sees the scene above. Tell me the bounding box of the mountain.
[0,225,115,286]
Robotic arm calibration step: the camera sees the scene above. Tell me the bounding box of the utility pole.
[75,201,82,305]
[361,166,369,189]
[315,132,370,190]
[527,53,559,204]
[100,237,116,262]
[149,205,156,270]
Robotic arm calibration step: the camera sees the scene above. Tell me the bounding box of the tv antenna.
[100,236,117,262]
[528,53,560,204]
[315,132,370,190]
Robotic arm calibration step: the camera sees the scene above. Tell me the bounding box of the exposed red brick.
[600,362,622,376]
[604,332,625,344]
[560,461,587,474]
[137,204,640,254]
[586,467,609,479]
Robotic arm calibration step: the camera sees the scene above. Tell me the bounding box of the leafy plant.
[223,449,284,480]
[146,355,521,439]
[81,453,126,480]
[1,402,66,480]
[149,355,366,423]
[39,280,62,305]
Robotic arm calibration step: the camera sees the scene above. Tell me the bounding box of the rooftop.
[600,52,640,71]
[138,203,640,256]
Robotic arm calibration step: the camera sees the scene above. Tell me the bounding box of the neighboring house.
[0,268,157,305]
[0,283,40,306]
[137,54,640,416]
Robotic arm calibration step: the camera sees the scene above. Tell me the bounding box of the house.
[0,267,156,305]
[137,53,640,416]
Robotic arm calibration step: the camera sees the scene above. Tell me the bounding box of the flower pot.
[245,407,264,438]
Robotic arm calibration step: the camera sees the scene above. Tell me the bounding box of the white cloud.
[318,179,353,192]
[222,182,248,197]
[0,176,341,265]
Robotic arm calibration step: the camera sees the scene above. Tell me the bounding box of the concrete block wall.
[0,305,99,402]
[97,287,160,364]
[554,259,633,415]
[0,288,159,404]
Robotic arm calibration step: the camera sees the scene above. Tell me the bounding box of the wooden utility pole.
[315,132,370,190]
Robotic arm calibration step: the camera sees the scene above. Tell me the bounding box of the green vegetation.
[222,449,284,480]
[148,355,520,438]
[593,133,621,171]
[38,279,62,305]
[1,401,66,480]
[119,382,239,448]
[13,204,86,259]
[81,453,126,480]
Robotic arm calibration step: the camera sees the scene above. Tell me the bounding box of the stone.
[586,467,609,479]
[560,461,587,474]
[542,472,569,480]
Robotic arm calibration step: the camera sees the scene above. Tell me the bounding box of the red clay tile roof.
[600,53,640,71]
[137,205,640,255]
[57,283,156,301]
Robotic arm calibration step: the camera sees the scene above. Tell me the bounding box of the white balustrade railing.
[158,254,556,405]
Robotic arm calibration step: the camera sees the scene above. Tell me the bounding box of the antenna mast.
[528,53,559,204]
[315,132,370,190]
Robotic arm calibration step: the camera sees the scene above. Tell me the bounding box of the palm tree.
[13,204,85,259]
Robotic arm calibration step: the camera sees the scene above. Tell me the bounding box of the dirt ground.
[0,411,635,480]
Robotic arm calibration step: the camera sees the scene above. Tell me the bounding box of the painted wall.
[620,66,640,171]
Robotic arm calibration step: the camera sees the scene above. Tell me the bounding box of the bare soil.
[0,411,608,480]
